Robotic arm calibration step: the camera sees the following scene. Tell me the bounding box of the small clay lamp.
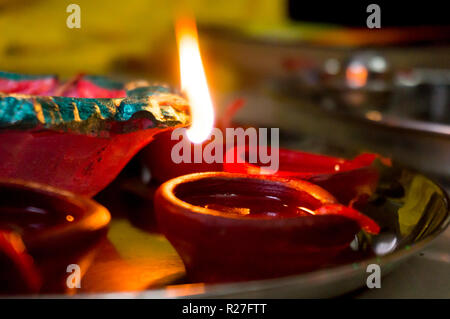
[142,128,224,183]
[142,99,246,183]
[0,178,111,293]
[155,172,379,283]
[224,146,387,205]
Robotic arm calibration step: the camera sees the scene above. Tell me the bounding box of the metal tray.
[53,162,449,298]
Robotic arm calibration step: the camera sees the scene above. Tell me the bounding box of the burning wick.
[176,16,214,144]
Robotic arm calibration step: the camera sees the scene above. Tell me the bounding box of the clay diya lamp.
[224,146,389,205]
[0,71,190,196]
[141,99,247,183]
[142,129,224,183]
[155,172,379,283]
[0,178,111,294]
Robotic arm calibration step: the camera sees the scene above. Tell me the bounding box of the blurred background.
[0,0,285,78]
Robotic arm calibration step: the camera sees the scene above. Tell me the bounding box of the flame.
[176,16,214,144]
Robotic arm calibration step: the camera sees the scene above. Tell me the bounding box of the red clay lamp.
[0,72,191,197]
[224,146,389,205]
[0,178,111,293]
[155,172,379,283]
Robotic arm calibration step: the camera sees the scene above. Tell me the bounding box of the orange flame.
[176,16,214,144]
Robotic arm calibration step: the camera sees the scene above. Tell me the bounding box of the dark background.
[289,1,449,27]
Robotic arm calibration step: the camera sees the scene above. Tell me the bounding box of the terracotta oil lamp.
[224,146,390,205]
[0,178,111,294]
[155,172,379,283]
[142,129,223,183]
[0,71,190,197]
[141,98,246,182]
